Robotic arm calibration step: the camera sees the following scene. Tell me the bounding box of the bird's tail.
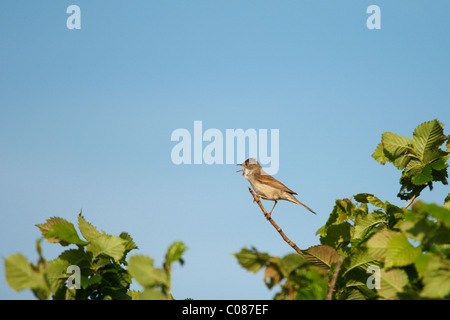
[287,194,317,215]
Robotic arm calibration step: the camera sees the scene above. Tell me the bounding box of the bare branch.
[248,187,303,255]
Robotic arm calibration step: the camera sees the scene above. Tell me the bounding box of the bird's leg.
[253,194,268,203]
[266,200,278,220]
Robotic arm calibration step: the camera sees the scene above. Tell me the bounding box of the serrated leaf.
[416,254,450,298]
[38,218,88,246]
[303,245,341,269]
[233,247,270,273]
[411,164,433,185]
[58,248,91,268]
[164,241,187,268]
[36,217,72,246]
[128,255,169,289]
[4,254,47,293]
[279,253,306,277]
[264,263,282,288]
[86,234,127,261]
[343,248,378,276]
[119,232,138,263]
[80,274,102,290]
[378,269,409,299]
[367,230,397,261]
[415,202,450,228]
[430,157,448,171]
[353,211,387,241]
[319,222,352,248]
[45,257,71,294]
[381,132,412,168]
[385,233,421,268]
[119,232,138,252]
[353,193,384,208]
[405,159,423,175]
[421,269,450,298]
[78,214,101,242]
[411,120,444,156]
[372,143,388,165]
[424,149,448,165]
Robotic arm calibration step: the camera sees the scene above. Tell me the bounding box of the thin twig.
[326,256,343,300]
[248,187,303,255]
[404,186,425,209]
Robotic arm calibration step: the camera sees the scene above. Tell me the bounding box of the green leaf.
[411,120,444,156]
[86,234,127,261]
[319,222,352,248]
[4,254,47,293]
[303,245,341,269]
[36,217,88,246]
[127,289,143,300]
[164,241,187,268]
[378,269,409,299]
[233,247,270,273]
[416,254,450,298]
[415,202,450,228]
[343,248,378,276]
[128,255,169,289]
[411,164,433,185]
[405,158,423,175]
[80,274,102,290]
[58,248,91,269]
[353,193,385,208]
[140,288,168,300]
[279,253,306,277]
[385,233,421,268]
[431,158,448,171]
[424,150,448,166]
[45,257,71,294]
[372,143,388,165]
[353,211,387,241]
[78,213,102,242]
[264,262,282,289]
[381,132,412,169]
[367,230,397,261]
[421,269,450,298]
[120,232,138,252]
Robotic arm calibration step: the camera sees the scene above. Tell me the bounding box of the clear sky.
[1,1,449,299]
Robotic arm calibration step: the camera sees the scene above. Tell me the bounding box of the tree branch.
[326,256,343,300]
[404,186,426,209]
[248,187,303,255]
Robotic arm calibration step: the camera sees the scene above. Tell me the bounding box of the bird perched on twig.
[237,158,317,218]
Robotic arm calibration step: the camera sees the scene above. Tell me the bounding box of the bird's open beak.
[236,163,244,173]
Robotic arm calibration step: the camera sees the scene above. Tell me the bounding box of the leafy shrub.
[235,120,450,299]
[5,119,449,300]
[4,213,187,300]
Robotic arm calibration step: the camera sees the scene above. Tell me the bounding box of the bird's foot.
[253,195,261,203]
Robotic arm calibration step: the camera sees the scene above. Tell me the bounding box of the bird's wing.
[254,173,297,195]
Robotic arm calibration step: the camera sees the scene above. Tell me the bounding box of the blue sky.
[1,1,449,299]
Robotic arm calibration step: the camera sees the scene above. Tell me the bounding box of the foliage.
[4,119,449,300]
[235,120,450,300]
[372,119,449,200]
[4,213,187,300]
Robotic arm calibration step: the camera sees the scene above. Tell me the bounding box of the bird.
[237,158,317,218]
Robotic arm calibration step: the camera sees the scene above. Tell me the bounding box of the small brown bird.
[237,158,316,218]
